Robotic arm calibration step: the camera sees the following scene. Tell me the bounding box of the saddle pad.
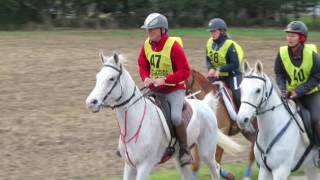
[182,102,193,127]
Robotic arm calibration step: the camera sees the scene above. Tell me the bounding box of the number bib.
[144,37,184,86]
[279,44,319,94]
[206,38,244,77]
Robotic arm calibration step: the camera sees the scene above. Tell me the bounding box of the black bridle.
[242,75,312,172]
[241,74,278,115]
[102,64,137,109]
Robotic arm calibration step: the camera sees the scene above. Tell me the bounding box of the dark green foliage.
[0,0,319,30]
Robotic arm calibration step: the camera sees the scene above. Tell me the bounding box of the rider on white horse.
[205,18,244,107]
[274,21,320,162]
[138,13,192,166]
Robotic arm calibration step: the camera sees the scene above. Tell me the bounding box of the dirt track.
[0,33,306,179]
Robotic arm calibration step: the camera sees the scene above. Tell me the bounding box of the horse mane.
[191,68,209,84]
[268,76,281,97]
[116,54,127,65]
[191,68,218,93]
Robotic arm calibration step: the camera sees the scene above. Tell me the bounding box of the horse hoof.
[225,174,235,180]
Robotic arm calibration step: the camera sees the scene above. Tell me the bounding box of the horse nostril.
[92,99,98,105]
[244,117,249,123]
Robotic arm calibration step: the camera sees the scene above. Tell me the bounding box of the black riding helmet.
[207,18,227,32]
[284,21,308,37]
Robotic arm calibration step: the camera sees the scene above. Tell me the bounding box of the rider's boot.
[175,124,193,167]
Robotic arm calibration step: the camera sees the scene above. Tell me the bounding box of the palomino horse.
[186,68,256,180]
[237,61,319,180]
[86,52,242,180]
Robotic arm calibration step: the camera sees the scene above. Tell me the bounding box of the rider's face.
[210,30,221,40]
[286,32,300,47]
[147,28,162,42]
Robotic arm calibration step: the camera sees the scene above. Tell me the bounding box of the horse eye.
[256,89,261,94]
[109,77,115,81]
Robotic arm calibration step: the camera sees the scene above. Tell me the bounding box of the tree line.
[0,0,319,30]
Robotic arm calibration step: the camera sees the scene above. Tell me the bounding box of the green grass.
[0,27,320,40]
[104,163,304,180]
[149,163,260,180]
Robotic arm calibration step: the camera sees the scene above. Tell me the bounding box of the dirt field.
[0,33,292,180]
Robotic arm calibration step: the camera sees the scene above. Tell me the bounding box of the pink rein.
[116,98,147,168]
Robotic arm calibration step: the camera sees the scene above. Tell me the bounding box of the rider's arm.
[137,46,150,81]
[165,42,191,84]
[219,44,239,73]
[295,52,320,96]
[274,53,287,91]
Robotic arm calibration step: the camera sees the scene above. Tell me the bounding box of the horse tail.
[217,129,243,155]
[202,91,219,114]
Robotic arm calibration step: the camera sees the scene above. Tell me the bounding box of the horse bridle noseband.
[102,64,137,109]
[241,75,276,115]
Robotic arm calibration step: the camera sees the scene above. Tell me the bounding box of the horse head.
[237,60,272,128]
[86,51,134,112]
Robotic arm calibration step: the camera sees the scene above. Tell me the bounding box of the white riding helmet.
[141,13,168,30]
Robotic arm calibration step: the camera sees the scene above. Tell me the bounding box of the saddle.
[148,94,193,164]
[296,101,317,145]
[152,96,193,138]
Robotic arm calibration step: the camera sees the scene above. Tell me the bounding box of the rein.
[101,65,159,168]
[116,98,147,168]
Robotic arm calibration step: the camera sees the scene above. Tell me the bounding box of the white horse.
[236,61,320,180]
[86,52,242,180]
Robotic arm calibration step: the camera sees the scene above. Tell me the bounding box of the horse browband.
[244,75,266,82]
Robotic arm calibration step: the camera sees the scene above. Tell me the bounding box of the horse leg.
[135,162,154,180]
[242,142,255,180]
[174,157,192,180]
[272,166,290,180]
[303,166,320,180]
[214,145,235,180]
[258,167,273,180]
[123,163,137,180]
[197,134,219,180]
[191,145,201,180]
[241,131,256,180]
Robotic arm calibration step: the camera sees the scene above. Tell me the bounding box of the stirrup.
[179,147,193,167]
[179,153,193,167]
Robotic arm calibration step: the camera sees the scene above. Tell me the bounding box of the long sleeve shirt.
[138,33,191,93]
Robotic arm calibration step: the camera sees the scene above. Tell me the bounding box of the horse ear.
[113,51,119,64]
[255,60,263,74]
[99,50,105,65]
[243,60,251,73]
